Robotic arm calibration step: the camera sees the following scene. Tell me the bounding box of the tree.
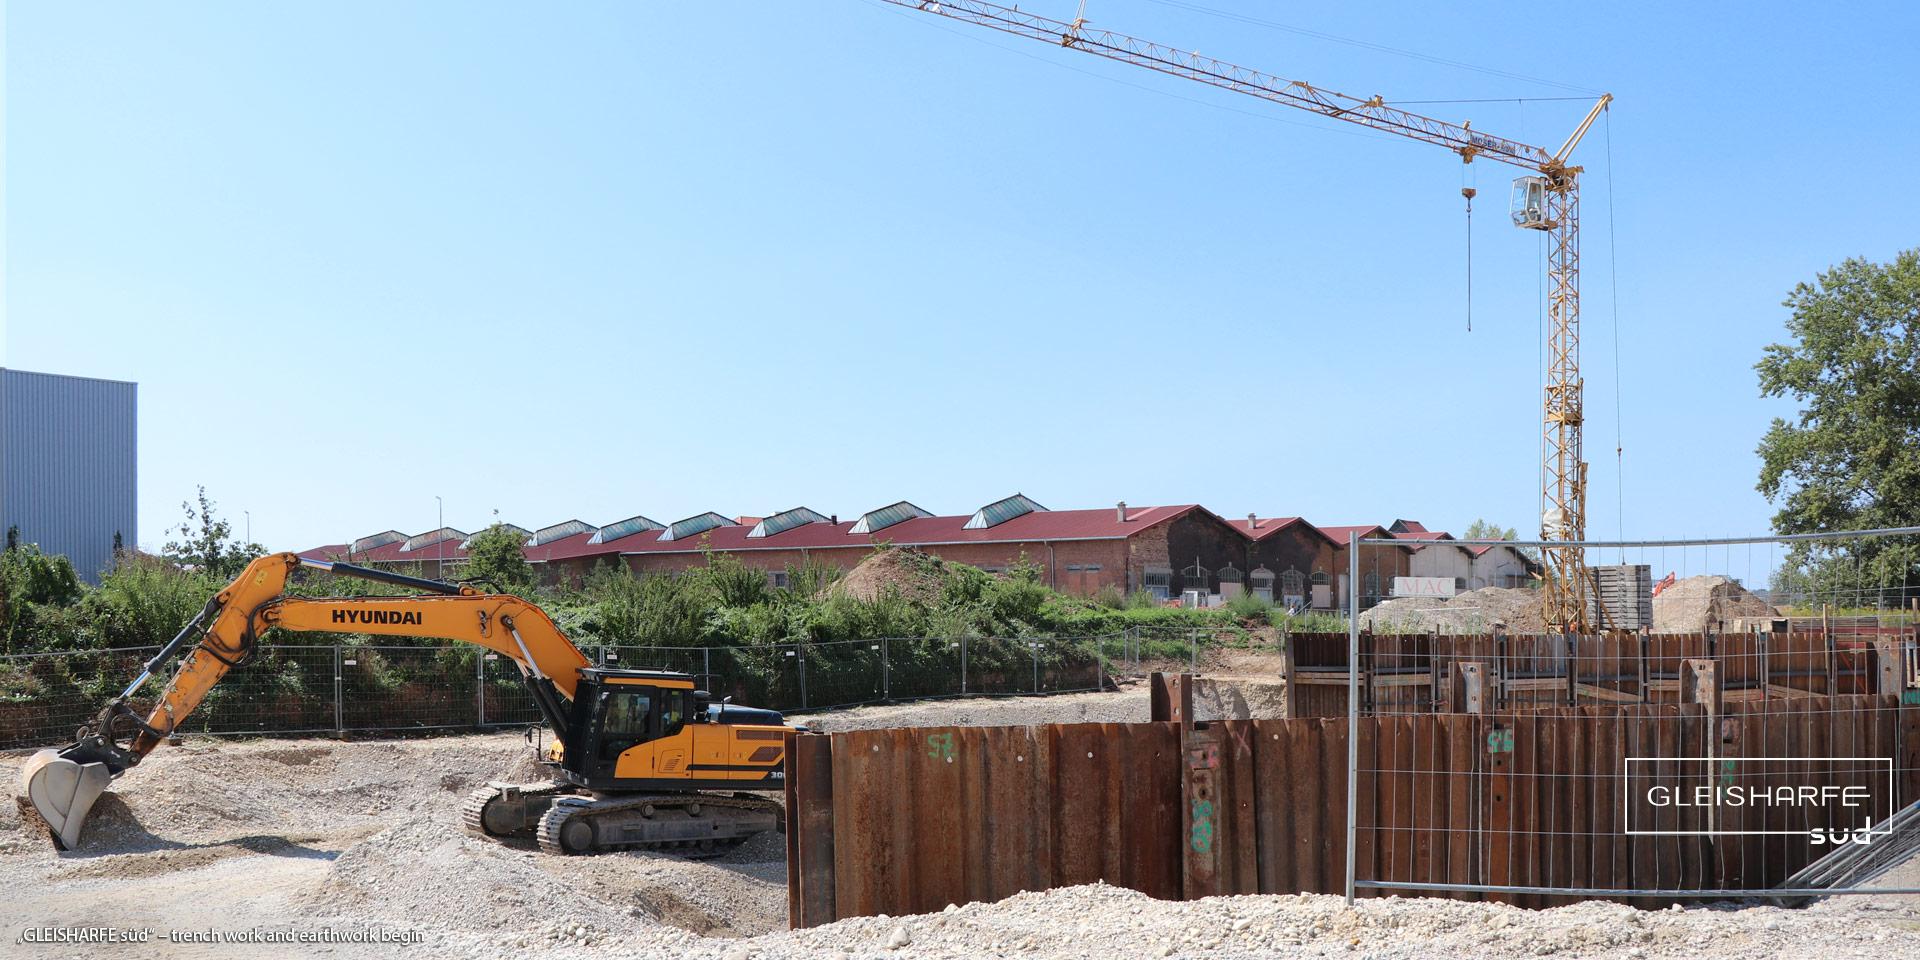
[1462,519,1518,542]
[161,486,264,579]
[464,522,534,594]
[1462,518,1537,562]
[1757,250,1920,607]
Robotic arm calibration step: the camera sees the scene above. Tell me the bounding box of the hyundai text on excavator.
[16,553,792,856]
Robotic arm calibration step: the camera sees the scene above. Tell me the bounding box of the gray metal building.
[0,369,138,581]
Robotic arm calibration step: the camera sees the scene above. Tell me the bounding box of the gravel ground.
[682,881,1920,960]
[4,684,1917,959]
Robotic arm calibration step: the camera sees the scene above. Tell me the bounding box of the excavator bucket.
[18,748,113,850]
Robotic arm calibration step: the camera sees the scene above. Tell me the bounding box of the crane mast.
[881,0,1612,628]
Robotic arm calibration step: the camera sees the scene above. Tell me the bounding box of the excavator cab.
[557,667,790,792]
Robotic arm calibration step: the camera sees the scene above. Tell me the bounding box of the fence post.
[797,645,809,710]
[1031,641,1040,693]
[881,637,891,701]
[475,649,486,728]
[704,647,712,688]
[333,644,345,737]
[961,636,969,696]
[1190,628,1198,671]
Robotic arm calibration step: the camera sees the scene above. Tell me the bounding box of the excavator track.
[460,780,570,840]
[536,792,780,858]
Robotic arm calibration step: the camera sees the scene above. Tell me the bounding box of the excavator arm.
[18,552,592,848]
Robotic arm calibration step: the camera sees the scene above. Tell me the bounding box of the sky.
[4,0,1917,554]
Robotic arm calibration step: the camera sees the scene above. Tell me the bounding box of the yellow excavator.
[17,553,791,855]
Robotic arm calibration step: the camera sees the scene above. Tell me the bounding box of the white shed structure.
[1401,537,1475,592]
[1467,544,1536,590]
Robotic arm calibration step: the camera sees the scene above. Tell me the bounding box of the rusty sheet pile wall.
[1283,630,1910,718]
[784,676,1920,926]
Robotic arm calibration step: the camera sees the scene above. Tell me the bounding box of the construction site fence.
[784,673,1920,927]
[0,634,1129,750]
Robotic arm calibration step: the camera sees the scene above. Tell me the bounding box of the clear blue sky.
[4,1,1915,553]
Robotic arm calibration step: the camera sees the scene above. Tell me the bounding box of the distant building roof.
[297,543,350,562]
[659,512,735,543]
[1392,529,1473,556]
[749,507,829,539]
[529,520,597,547]
[964,493,1046,530]
[1316,524,1405,547]
[588,514,664,545]
[351,530,406,553]
[401,527,467,552]
[849,501,932,535]
[460,524,529,550]
[1241,517,1339,546]
[1389,519,1429,534]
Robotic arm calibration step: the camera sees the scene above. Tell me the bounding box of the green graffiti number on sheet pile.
[1190,799,1216,853]
[927,733,955,761]
[1720,758,1738,788]
[1486,728,1515,754]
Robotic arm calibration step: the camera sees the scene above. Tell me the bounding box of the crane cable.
[1462,161,1476,333]
[1604,104,1626,562]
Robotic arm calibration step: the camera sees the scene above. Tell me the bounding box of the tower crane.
[879,0,1613,628]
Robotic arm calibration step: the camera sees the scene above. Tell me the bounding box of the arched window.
[1217,563,1243,583]
[1310,571,1330,585]
[1280,567,1306,597]
[1363,571,1381,603]
[1249,566,1275,601]
[1182,563,1211,593]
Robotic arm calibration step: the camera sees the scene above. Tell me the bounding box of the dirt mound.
[1653,575,1776,633]
[1359,587,1548,634]
[827,547,949,604]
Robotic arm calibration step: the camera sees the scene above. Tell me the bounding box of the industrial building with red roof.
[301,497,1522,610]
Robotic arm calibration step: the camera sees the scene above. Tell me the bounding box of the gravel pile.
[678,881,1920,960]
[1360,587,1549,634]
[1653,575,1777,633]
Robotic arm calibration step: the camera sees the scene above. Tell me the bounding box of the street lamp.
[244,510,251,546]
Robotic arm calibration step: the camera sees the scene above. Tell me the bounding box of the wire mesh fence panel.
[797,639,886,710]
[884,637,965,701]
[1035,636,1106,693]
[479,652,542,727]
[1106,633,1127,676]
[599,645,709,678]
[175,645,338,736]
[340,645,476,731]
[962,636,1036,696]
[0,646,158,749]
[704,645,779,709]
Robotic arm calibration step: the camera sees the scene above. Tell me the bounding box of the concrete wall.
[0,369,138,581]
